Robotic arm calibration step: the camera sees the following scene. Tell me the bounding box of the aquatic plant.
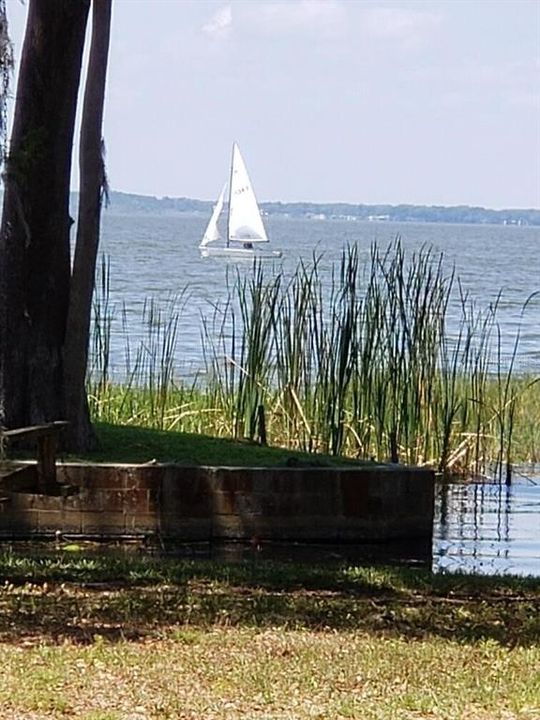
[87,243,540,476]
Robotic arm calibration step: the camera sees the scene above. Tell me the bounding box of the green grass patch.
[0,630,538,719]
[0,551,538,646]
[72,422,372,466]
[0,551,538,719]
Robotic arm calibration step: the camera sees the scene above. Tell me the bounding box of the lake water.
[100,213,540,376]
[433,472,540,576]
[98,212,540,577]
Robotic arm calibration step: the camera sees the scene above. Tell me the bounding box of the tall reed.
[87,243,539,476]
[88,254,113,399]
[88,257,190,431]
[203,263,281,442]
[492,292,539,483]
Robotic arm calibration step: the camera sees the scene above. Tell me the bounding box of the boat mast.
[226,142,236,248]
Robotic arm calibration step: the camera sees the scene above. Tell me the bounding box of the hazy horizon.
[6,0,540,210]
[103,187,539,214]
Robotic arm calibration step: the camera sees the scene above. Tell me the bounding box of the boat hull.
[200,246,282,259]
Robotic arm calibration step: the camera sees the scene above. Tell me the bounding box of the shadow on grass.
[68,422,370,467]
[0,551,538,647]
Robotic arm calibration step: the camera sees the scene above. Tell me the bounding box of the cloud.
[201,4,232,40]
[362,7,442,48]
[252,0,346,35]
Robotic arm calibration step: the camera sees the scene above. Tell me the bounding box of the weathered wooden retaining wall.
[0,463,434,545]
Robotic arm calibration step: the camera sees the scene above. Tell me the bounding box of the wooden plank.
[1,421,69,494]
[2,421,69,443]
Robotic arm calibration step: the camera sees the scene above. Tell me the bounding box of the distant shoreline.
[72,190,540,227]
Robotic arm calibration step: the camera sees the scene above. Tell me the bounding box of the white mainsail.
[199,143,281,258]
[227,143,268,244]
[199,184,226,248]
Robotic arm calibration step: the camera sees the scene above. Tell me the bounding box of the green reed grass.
[87,241,540,476]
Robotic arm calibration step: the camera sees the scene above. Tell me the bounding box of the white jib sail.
[200,184,226,248]
[228,143,268,244]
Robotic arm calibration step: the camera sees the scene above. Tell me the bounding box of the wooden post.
[37,432,58,493]
[3,421,68,494]
[257,404,267,446]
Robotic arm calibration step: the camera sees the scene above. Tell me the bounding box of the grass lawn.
[69,422,373,467]
[0,551,539,719]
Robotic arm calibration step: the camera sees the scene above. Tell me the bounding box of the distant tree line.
[263,202,540,226]
[98,191,540,226]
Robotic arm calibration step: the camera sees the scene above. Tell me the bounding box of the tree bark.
[0,0,14,160]
[0,0,90,430]
[64,0,112,451]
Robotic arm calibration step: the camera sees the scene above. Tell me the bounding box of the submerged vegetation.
[87,241,539,476]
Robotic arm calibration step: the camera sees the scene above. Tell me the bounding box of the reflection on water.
[433,473,540,576]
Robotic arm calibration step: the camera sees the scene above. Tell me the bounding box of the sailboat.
[199,143,282,258]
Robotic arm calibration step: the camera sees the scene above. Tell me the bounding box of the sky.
[6,0,540,209]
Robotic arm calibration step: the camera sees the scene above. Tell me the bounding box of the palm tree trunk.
[64,0,112,451]
[0,0,89,430]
